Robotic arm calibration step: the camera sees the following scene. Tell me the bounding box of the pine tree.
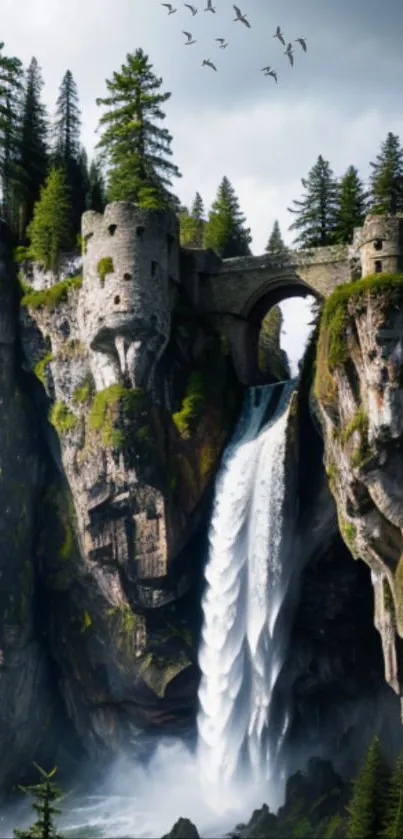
[14,764,64,839]
[95,48,181,210]
[345,736,389,839]
[381,752,403,838]
[17,57,49,241]
[369,132,403,214]
[87,156,106,213]
[287,155,339,248]
[0,42,23,229]
[52,70,87,235]
[265,219,288,255]
[333,165,368,244]
[204,176,252,258]
[26,167,73,273]
[180,191,205,247]
[53,70,81,163]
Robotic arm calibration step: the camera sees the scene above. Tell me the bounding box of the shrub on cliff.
[26,167,73,273]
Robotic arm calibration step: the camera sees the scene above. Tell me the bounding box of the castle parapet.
[353,214,403,277]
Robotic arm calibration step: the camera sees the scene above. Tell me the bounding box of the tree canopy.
[203,176,252,258]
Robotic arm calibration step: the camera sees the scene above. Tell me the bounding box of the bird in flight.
[216,37,228,48]
[261,65,273,72]
[161,3,177,12]
[284,45,294,66]
[273,26,285,45]
[184,3,197,13]
[233,5,250,27]
[295,37,307,52]
[183,30,196,43]
[202,58,217,70]
[205,0,215,11]
[265,69,277,82]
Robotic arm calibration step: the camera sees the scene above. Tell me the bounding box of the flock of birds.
[160,2,307,79]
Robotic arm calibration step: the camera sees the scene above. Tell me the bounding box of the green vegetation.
[172,371,205,439]
[107,604,144,655]
[14,764,64,839]
[179,192,205,247]
[95,47,181,210]
[88,383,146,447]
[288,155,340,247]
[49,400,78,435]
[203,175,252,258]
[72,374,94,406]
[265,219,289,256]
[97,255,114,286]
[340,519,357,548]
[315,272,403,404]
[339,407,369,446]
[26,167,73,272]
[34,351,53,385]
[333,165,368,244]
[81,610,92,632]
[345,736,388,838]
[16,58,49,242]
[369,131,403,214]
[21,273,82,310]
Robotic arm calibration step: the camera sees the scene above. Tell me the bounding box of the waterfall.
[196,381,295,800]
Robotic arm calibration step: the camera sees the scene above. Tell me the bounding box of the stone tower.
[354,214,403,278]
[80,202,180,390]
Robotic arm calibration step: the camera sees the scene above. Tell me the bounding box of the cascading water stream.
[196,381,295,803]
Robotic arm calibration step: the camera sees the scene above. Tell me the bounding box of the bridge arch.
[221,275,321,386]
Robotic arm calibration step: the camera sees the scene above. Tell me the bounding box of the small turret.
[354,214,403,277]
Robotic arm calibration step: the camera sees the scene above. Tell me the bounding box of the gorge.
[1,205,403,836]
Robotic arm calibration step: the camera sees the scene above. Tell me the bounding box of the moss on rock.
[34,351,53,385]
[21,274,82,310]
[97,256,114,287]
[49,401,78,435]
[172,371,205,439]
[88,384,147,447]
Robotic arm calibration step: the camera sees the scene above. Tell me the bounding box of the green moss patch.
[88,384,147,447]
[21,274,82,310]
[34,351,53,385]
[49,401,78,435]
[172,371,205,439]
[315,272,403,404]
[72,374,95,406]
[97,256,114,287]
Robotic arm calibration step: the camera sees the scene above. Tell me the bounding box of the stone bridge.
[180,242,352,384]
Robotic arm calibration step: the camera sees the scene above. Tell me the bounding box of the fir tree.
[265,219,288,255]
[87,156,106,213]
[204,176,252,257]
[0,42,23,229]
[52,70,87,235]
[17,57,49,241]
[287,155,339,248]
[95,48,181,210]
[53,70,81,163]
[345,736,389,839]
[180,191,205,247]
[14,764,64,839]
[333,165,368,244]
[26,166,73,272]
[369,132,403,214]
[381,752,403,838]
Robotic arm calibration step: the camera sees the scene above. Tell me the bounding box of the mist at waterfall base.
[2,382,296,839]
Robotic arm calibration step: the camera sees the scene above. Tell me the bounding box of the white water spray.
[196,382,295,804]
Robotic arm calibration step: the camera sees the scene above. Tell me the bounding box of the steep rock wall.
[315,274,403,711]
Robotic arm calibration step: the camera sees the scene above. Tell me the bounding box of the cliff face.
[315,274,403,708]
[0,223,56,791]
[14,204,242,765]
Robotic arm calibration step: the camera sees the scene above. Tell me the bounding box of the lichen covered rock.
[315,273,403,705]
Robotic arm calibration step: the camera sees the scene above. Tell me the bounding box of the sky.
[2,0,403,365]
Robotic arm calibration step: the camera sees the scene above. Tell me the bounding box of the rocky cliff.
[315,272,403,712]
[0,204,242,785]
